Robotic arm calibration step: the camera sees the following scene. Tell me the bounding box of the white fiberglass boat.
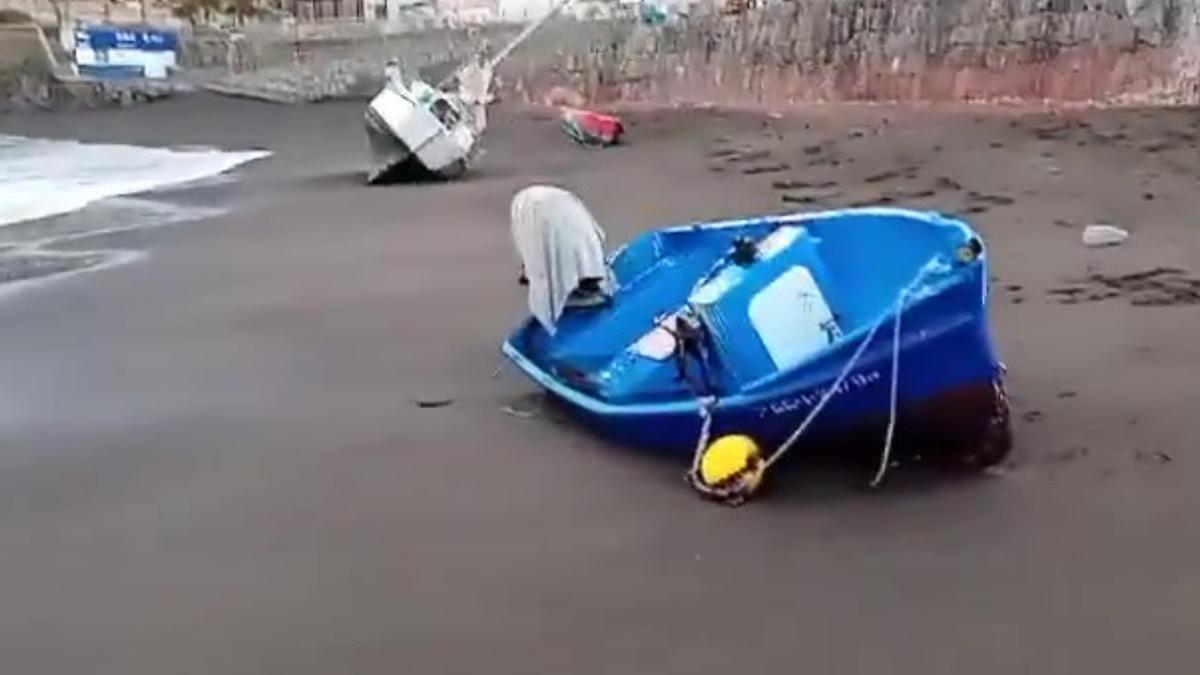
[364,76,482,183]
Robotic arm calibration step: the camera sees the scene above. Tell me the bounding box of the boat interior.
[508,210,978,405]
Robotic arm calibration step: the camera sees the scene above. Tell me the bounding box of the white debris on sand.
[1082,224,1130,247]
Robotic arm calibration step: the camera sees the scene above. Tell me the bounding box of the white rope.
[761,299,895,470]
[869,285,907,488]
[689,396,717,475]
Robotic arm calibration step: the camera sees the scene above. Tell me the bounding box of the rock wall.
[196,23,526,102]
[539,0,1200,106]
[201,0,1200,106]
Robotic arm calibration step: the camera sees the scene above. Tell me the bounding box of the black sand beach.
[1,95,1199,674]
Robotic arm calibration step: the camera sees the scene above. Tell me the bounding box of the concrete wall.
[0,24,57,77]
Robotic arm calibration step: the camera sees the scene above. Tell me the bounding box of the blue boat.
[502,207,1011,466]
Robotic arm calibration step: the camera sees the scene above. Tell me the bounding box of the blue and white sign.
[74,24,180,79]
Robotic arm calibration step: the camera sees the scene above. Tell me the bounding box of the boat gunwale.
[502,207,990,418]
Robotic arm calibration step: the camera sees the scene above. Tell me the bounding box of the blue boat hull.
[503,208,1006,457]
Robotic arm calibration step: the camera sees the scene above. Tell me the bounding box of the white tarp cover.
[510,185,608,334]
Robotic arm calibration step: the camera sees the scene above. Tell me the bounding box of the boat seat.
[690,226,843,386]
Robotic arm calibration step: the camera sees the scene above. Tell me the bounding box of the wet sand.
[1,96,1199,674]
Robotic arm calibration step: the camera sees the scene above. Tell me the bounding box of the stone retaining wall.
[583,0,1200,106]
[199,0,1200,106]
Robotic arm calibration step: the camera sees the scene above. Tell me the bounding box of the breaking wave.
[0,135,268,294]
[0,135,269,228]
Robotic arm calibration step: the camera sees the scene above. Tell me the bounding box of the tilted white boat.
[364,76,483,183]
[364,0,570,183]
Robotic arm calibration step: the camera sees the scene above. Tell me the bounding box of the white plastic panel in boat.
[688,226,805,307]
[689,265,745,305]
[631,319,678,361]
[747,265,840,371]
[756,225,804,260]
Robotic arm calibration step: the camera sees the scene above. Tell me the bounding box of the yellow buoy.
[691,434,766,506]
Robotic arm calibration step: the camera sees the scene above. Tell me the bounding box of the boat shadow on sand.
[503,389,1010,507]
[364,155,460,185]
[304,161,482,189]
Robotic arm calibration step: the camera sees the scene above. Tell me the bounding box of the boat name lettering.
[765,370,883,416]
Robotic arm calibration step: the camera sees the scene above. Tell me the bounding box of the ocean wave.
[0,135,269,228]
